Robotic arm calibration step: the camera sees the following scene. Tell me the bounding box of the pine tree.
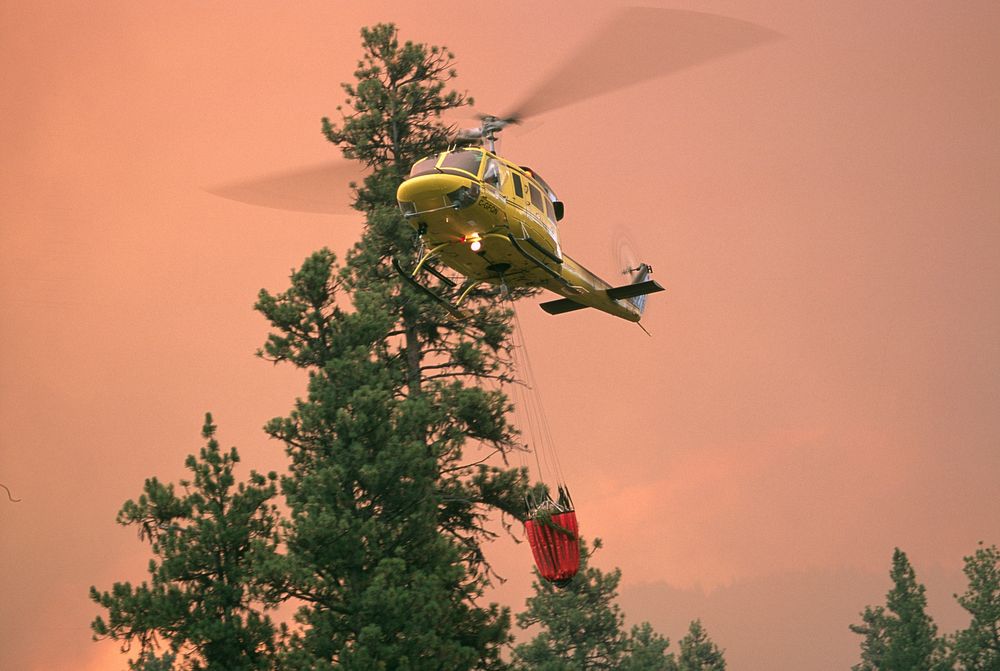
[674,620,726,671]
[953,542,1000,671]
[512,539,673,670]
[89,415,280,671]
[622,622,674,671]
[254,23,531,669]
[850,548,949,671]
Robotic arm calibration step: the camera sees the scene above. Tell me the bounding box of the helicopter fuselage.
[396,148,649,321]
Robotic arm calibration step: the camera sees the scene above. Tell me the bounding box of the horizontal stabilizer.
[539,297,590,315]
[605,279,665,301]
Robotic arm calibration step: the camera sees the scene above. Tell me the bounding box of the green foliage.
[89,415,280,671]
[674,620,726,671]
[512,539,674,670]
[256,247,521,669]
[621,622,674,671]
[953,542,1000,671]
[322,23,469,174]
[850,548,950,671]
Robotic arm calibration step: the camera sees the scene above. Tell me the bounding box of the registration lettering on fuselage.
[477,196,499,217]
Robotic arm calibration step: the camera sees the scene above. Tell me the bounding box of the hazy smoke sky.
[2,2,998,669]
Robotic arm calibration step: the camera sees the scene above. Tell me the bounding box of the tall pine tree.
[254,24,531,669]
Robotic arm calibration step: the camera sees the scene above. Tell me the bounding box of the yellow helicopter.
[207,8,779,327]
[394,117,663,323]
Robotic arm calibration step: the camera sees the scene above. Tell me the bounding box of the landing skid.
[392,257,471,321]
[507,235,574,290]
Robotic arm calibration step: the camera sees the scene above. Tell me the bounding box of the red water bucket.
[525,510,580,583]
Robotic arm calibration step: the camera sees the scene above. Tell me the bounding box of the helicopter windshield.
[408,157,438,179]
[438,149,484,178]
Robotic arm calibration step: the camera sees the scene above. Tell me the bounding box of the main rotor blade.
[205,161,367,215]
[206,8,778,215]
[506,7,781,120]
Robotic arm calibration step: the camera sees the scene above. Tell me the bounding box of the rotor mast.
[464,114,518,153]
[480,116,503,153]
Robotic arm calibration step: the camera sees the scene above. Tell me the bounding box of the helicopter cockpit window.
[544,197,557,223]
[483,159,501,188]
[528,183,545,212]
[408,157,438,179]
[511,173,524,197]
[438,149,484,178]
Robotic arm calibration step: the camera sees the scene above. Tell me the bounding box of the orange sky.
[2,2,998,669]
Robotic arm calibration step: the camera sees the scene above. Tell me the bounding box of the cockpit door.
[525,181,561,259]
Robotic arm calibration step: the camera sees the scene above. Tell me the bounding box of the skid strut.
[392,257,471,321]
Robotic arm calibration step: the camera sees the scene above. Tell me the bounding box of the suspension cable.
[505,292,567,491]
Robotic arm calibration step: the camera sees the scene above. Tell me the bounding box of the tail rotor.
[612,229,657,315]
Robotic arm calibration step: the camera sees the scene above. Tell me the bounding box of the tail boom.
[538,256,663,321]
